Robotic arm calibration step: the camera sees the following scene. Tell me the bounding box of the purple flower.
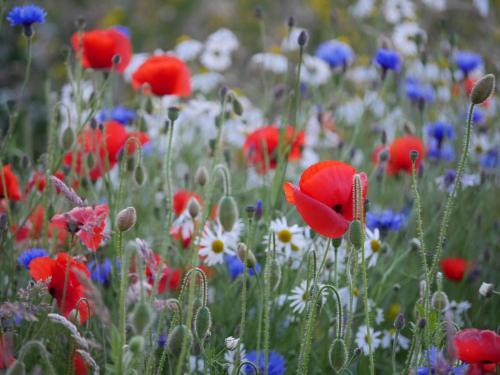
[454,50,482,75]
[315,40,355,69]
[406,77,435,103]
[7,5,46,27]
[481,148,498,169]
[374,48,401,71]
[427,139,455,162]
[243,350,286,375]
[417,347,468,374]
[97,106,136,125]
[225,255,260,280]
[17,248,48,269]
[366,209,407,232]
[425,122,454,143]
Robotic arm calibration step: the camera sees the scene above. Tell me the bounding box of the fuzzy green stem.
[116,231,126,375]
[164,117,176,246]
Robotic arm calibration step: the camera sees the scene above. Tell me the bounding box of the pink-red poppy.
[131,55,191,96]
[440,257,468,282]
[243,125,305,173]
[284,160,368,238]
[454,329,500,368]
[373,135,425,176]
[0,164,21,201]
[71,28,132,72]
[51,204,108,251]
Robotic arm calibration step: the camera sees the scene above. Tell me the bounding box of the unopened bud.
[167,325,192,356]
[287,16,295,28]
[225,336,240,351]
[116,207,137,232]
[349,220,363,249]
[134,165,146,186]
[218,195,239,232]
[393,283,401,292]
[431,291,449,311]
[62,127,75,149]
[194,166,208,187]
[410,150,419,162]
[378,149,389,162]
[132,300,153,334]
[188,198,201,219]
[129,335,145,354]
[418,318,426,329]
[168,106,180,122]
[409,238,421,251]
[194,306,212,340]
[470,74,495,105]
[298,30,308,47]
[112,54,121,66]
[232,96,244,116]
[394,313,405,330]
[329,338,347,371]
[332,237,342,249]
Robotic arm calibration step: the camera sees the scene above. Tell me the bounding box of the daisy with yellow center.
[288,280,326,314]
[268,217,308,259]
[198,222,237,266]
[364,227,383,268]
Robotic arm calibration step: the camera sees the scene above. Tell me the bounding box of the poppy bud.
[167,325,192,356]
[417,318,426,329]
[270,258,282,291]
[134,165,146,186]
[237,242,248,260]
[470,74,495,105]
[232,96,244,116]
[393,283,401,292]
[6,360,26,375]
[218,195,239,232]
[129,335,145,354]
[194,166,208,187]
[298,30,308,47]
[394,313,405,330]
[349,220,363,249]
[116,207,137,232]
[245,205,256,218]
[132,300,153,334]
[479,282,494,298]
[378,149,389,162]
[168,106,180,122]
[188,198,201,219]
[328,338,347,371]
[431,291,449,311]
[126,155,136,172]
[61,126,75,149]
[194,306,212,340]
[332,237,342,249]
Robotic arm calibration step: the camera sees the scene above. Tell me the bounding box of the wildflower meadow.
[1,1,499,374]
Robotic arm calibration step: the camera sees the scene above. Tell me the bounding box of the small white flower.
[446,300,471,327]
[205,28,239,54]
[375,308,385,325]
[479,282,494,298]
[364,228,382,268]
[171,211,195,242]
[392,22,426,56]
[349,0,375,19]
[191,72,224,94]
[224,342,246,374]
[201,46,233,71]
[250,52,288,74]
[174,39,203,61]
[336,97,365,125]
[189,356,205,373]
[288,280,326,314]
[381,329,410,351]
[383,0,415,23]
[267,217,308,258]
[225,336,240,351]
[198,222,237,266]
[300,54,331,86]
[355,325,382,356]
[471,134,491,157]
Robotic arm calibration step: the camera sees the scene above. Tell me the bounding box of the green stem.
[361,243,374,375]
[164,118,176,241]
[116,231,126,375]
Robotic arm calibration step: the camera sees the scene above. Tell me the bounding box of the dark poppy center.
[332,204,342,213]
[48,287,56,297]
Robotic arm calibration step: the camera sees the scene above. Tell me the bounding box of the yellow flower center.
[370,239,381,252]
[291,243,299,252]
[211,239,225,254]
[278,229,292,244]
[353,287,360,297]
[385,303,401,322]
[475,144,483,154]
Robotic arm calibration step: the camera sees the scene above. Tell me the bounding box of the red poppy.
[243,125,305,173]
[454,329,500,366]
[73,351,90,375]
[71,28,132,72]
[51,204,109,251]
[142,253,181,293]
[131,55,191,96]
[63,121,149,181]
[13,205,68,245]
[440,257,468,282]
[25,170,68,195]
[29,252,93,324]
[373,136,425,176]
[284,160,368,238]
[0,164,21,201]
[0,334,14,369]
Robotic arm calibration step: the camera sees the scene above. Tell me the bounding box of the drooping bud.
[270,258,282,291]
[349,220,363,249]
[194,306,212,340]
[167,325,192,356]
[470,74,495,105]
[394,313,405,330]
[116,207,137,232]
[194,166,209,187]
[431,290,449,311]
[188,198,201,219]
[132,300,153,334]
[129,335,145,354]
[218,195,239,232]
[328,338,348,371]
[479,282,494,298]
[134,165,146,186]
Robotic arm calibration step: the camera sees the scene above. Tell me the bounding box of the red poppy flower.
[73,351,90,375]
[142,253,181,293]
[51,204,109,251]
[243,125,305,173]
[374,136,425,176]
[131,55,191,96]
[440,257,468,282]
[173,189,203,216]
[454,329,500,366]
[63,121,149,181]
[71,28,132,72]
[13,205,68,245]
[0,164,21,201]
[29,252,93,324]
[0,334,14,369]
[25,170,67,195]
[283,160,368,238]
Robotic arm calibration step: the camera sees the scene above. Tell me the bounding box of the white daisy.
[349,0,375,19]
[170,210,195,243]
[174,39,203,61]
[288,280,326,314]
[205,28,239,54]
[381,329,410,351]
[250,52,288,74]
[446,300,471,327]
[355,325,382,356]
[300,54,331,86]
[392,22,426,56]
[200,46,233,71]
[198,222,237,266]
[224,342,246,374]
[268,217,308,258]
[191,72,224,94]
[383,0,415,24]
[364,228,382,268]
[375,308,385,325]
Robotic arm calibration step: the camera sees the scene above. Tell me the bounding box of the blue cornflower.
[406,77,435,103]
[315,40,355,69]
[225,255,261,280]
[427,139,455,162]
[255,199,263,220]
[366,209,407,232]
[374,48,401,71]
[97,106,136,125]
[417,347,468,375]
[471,107,485,124]
[157,334,167,349]
[7,5,46,27]
[87,258,114,286]
[481,148,498,169]
[425,122,454,143]
[17,248,48,269]
[243,350,286,375]
[454,50,482,75]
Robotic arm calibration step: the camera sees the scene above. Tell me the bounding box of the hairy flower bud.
[431,291,449,311]
[167,325,192,356]
[298,30,308,47]
[129,335,145,354]
[329,338,348,371]
[194,166,209,187]
[61,127,74,150]
[116,207,137,232]
[194,306,212,340]
[394,313,405,330]
[168,106,180,122]
[232,95,244,116]
[218,195,239,232]
[134,165,146,186]
[188,198,201,219]
[349,220,363,249]
[470,74,495,105]
[132,300,153,334]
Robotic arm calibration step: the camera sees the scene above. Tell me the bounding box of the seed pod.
[188,198,201,219]
[471,74,495,105]
[129,335,145,354]
[332,237,342,249]
[218,195,239,232]
[329,338,347,371]
[132,300,152,334]
[194,306,212,340]
[409,150,419,162]
[168,106,180,122]
[134,165,146,186]
[167,325,192,356]
[349,220,363,249]
[431,291,449,311]
[116,207,137,232]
